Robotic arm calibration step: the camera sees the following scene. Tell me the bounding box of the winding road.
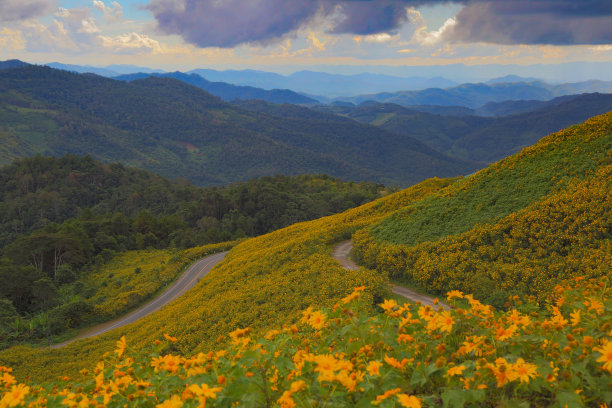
[333,241,448,310]
[52,239,442,348]
[52,251,227,348]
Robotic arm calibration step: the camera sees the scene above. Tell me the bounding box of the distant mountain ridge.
[115,72,319,105]
[336,80,612,108]
[312,93,612,162]
[0,60,30,70]
[0,64,479,187]
[45,62,165,77]
[188,69,458,97]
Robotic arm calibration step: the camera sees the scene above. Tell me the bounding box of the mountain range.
[0,64,479,187]
[311,93,612,162]
[114,72,318,105]
[39,60,612,108]
[336,80,612,108]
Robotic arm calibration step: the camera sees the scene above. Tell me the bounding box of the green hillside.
[0,65,479,186]
[1,113,610,388]
[314,93,612,162]
[354,111,611,306]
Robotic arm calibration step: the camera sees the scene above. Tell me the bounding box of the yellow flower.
[595,340,612,373]
[151,355,183,373]
[397,394,422,408]
[437,311,454,333]
[570,310,581,326]
[0,372,16,387]
[307,311,327,330]
[115,336,127,359]
[342,287,365,304]
[289,380,306,393]
[277,391,296,408]
[229,327,250,340]
[188,383,223,399]
[380,299,398,312]
[584,297,604,314]
[0,384,30,408]
[277,380,306,408]
[510,358,538,383]
[367,361,382,376]
[163,333,178,343]
[373,388,401,405]
[156,395,183,408]
[446,365,466,377]
[495,325,517,341]
[446,290,464,300]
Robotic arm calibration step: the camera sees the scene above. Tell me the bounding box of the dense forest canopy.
[0,154,388,348]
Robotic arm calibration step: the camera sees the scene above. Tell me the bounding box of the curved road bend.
[52,251,228,348]
[332,241,449,310]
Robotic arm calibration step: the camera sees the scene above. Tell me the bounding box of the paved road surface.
[52,251,227,348]
[333,241,448,310]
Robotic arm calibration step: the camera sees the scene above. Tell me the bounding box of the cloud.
[0,0,57,23]
[146,0,612,48]
[17,7,103,53]
[99,32,161,54]
[93,0,123,22]
[0,27,25,51]
[444,1,612,45]
[329,1,409,35]
[146,0,319,48]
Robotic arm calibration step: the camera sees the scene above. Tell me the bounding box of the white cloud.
[0,27,25,51]
[99,32,162,54]
[354,33,397,44]
[413,15,457,46]
[92,0,123,22]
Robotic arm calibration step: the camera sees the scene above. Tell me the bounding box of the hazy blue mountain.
[188,68,287,89]
[0,60,30,70]
[46,62,120,77]
[551,80,612,95]
[115,72,319,105]
[391,105,476,117]
[104,64,165,75]
[189,68,457,97]
[45,62,164,77]
[337,80,612,108]
[486,75,540,84]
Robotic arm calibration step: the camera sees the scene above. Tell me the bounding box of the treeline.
[0,154,387,347]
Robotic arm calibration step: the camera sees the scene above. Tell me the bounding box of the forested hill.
[0,155,387,250]
[0,65,480,186]
[312,93,612,162]
[114,71,319,105]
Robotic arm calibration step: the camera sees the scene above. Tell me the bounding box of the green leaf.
[556,391,583,408]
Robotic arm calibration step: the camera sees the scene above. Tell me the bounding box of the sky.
[1,0,612,77]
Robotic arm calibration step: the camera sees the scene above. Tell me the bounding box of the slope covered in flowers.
[0,178,454,382]
[1,112,610,399]
[1,281,610,407]
[355,112,612,307]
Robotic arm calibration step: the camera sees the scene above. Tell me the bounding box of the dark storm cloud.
[446,0,612,45]
[329,1,410,35]
[146,0,320,48]
[145,0,612,48]
[0,0,57,22]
